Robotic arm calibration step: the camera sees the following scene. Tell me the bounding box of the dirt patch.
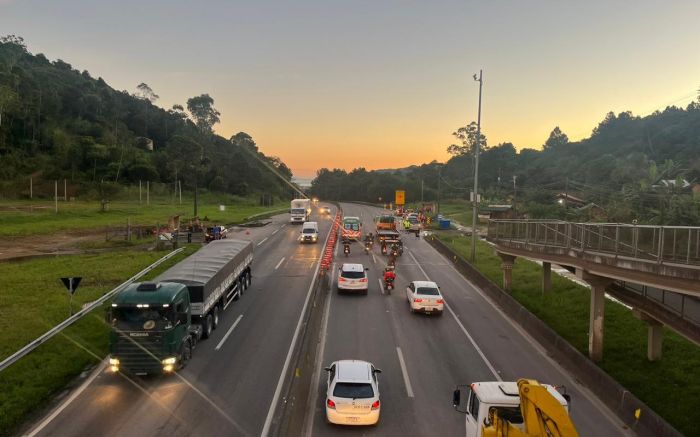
[0,229,109,261]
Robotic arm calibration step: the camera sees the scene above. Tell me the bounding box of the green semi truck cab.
[108,281,201,375]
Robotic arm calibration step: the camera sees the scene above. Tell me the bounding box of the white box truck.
[290,198,311,224]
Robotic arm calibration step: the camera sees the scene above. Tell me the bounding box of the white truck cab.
[453,381,570,437]
[290,198,311,224]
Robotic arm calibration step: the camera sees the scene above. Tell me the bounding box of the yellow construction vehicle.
[453,379,579,437]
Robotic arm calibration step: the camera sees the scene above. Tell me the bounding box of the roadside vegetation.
[0,245,197,435]
[436,230,700,436]
[0,193,286,237]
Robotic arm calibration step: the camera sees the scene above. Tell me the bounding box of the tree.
[134,83,159,103]
[446,122,487,156]
[0,85,18,128]
[187,94,220,135]
[543,126,569,150]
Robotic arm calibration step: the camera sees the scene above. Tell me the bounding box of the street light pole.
[470,69,483,262]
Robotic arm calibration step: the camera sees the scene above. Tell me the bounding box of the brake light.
[413,298,423,303]
[338,277,347,282]
[327,399,336,409]
[360,278,368,282]
[437,299,444,304]
[371,400,380,410]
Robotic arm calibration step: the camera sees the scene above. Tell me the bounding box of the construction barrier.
[320,211,341,274]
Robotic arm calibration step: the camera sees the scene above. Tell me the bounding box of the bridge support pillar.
[582,272,612,362]
[498,253,516,292]
[542,262,551,294]
[633,310,664,361]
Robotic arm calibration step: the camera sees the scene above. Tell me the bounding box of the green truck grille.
[113,332,165,373]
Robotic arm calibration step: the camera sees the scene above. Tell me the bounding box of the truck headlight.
[162,357,177,365]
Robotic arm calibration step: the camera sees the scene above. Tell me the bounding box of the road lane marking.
[275,257,285,270]
[396,347,414,398]
[408,251,501,381]
[261,216,333,437]
[257,237,269,246]
[303,263,335,437]
[27,359,108,437]
[272,229,279,235]
[215,314,244,351]
[377,278,385,295]
[372,253,376,264]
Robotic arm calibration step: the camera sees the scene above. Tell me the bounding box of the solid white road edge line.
[26,359,108,437]
[302,263,335,437]
[396,347,415,398]
[261,218,332,437]
[275,257,285,270]
[408,251,501,381]
[257,237,269,246]
[437,251,633,433]
[215,314,244,351]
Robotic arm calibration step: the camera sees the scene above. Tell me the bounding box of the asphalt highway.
[26,202,634,437]
[27,206,337,437]
[305,203,632,437]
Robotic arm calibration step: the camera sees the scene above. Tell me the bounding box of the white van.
[299,221,319,243]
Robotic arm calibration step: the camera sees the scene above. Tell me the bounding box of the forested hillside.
[0,35,292,199]
[311,96,700,225]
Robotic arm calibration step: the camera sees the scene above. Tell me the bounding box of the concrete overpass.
[486,220,700,362]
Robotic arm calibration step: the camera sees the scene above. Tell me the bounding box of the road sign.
[395,190,405,205]
[60,277,82,295]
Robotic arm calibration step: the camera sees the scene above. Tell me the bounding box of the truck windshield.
[490,406,523,424]
[291,208,305,214]
[113,307,174,330]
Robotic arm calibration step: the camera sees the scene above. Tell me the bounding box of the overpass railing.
[487,220,700,266]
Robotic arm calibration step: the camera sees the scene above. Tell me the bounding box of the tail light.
[371,400,380,410]
[413,298,423,303]
[338,277,347,282]
[437,299,444,304]
[360,278,368,283]
[327,399,336,409]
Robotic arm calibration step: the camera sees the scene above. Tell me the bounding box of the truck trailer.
[108,239,253,375]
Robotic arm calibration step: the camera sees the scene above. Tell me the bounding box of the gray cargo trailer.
[156,239,253,338]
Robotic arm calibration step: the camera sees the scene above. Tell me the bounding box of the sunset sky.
[2,0,699,178]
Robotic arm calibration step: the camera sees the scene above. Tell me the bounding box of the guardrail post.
[658,227,664,264]
[614,226,620,255]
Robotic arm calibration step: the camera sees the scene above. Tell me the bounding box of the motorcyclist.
[387,254,396,268]
[390,242,399,256]
[383,267,396,288]
[343,241,351,255]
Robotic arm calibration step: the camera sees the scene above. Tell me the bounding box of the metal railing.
[0,248,185,373]
[487,220,700,266]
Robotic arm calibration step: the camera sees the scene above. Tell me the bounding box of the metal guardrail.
[488,220,700,266]
[0,248,185,373]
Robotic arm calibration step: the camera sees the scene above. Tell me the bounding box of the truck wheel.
[212,306,220,329]
[239,279,245,296]
[179,340,192,369]
[245,272,251,288]
[202,314,213,339]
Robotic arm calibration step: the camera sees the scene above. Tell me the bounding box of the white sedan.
[337,263,369,294]
[325,360,381,425]
[406,280,444,315]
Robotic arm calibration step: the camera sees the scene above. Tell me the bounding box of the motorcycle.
[384,277,394,294]
[364,242,371,254]
[381,244,388,255]
[343,244,350,257]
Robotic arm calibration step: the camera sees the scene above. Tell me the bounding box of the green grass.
[0,245,197,435]
[0,194,285,237]
[436,231,700,436]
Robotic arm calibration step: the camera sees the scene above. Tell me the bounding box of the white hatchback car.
[325,360,381,426]
[406,280,445,315]
[337,263,369,294]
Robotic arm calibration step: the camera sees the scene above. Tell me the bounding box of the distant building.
[480,204,516,220]
[555,193,585,208]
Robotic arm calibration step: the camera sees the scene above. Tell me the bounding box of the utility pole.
[470,69,483,262]
[421,179,424,203]
[564,177,569,217]
[512,175,517,216]
[437,167,441,215]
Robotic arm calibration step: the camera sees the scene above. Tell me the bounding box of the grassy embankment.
[0,193,286,237]
[436,230,700,436]
[0,246,199,435]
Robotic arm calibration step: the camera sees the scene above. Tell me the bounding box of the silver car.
[337,263,369,294]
